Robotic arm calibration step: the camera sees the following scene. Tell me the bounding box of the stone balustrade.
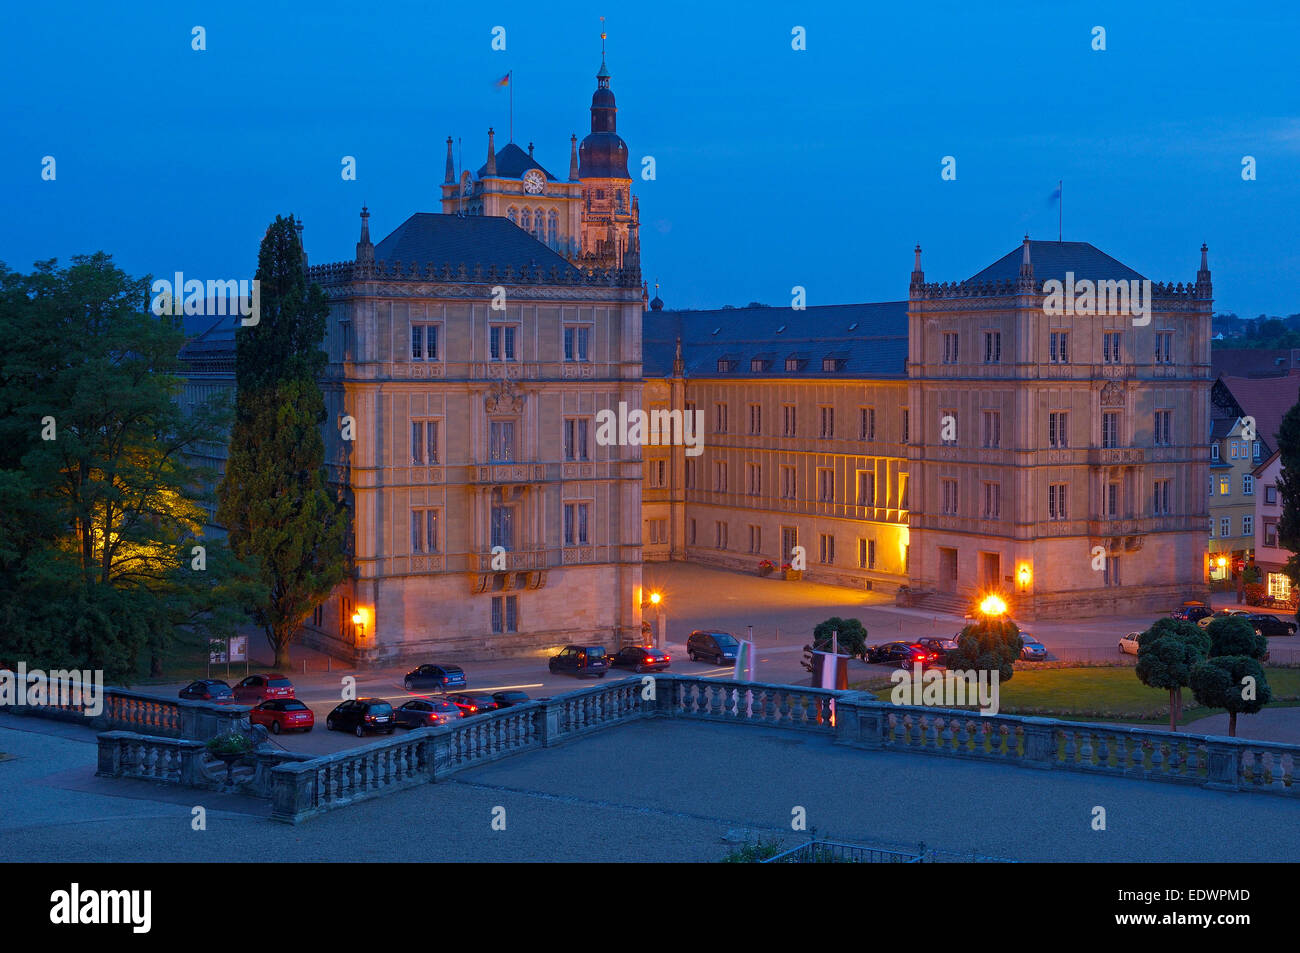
[81,675,1300,824]
[6,683,250,741]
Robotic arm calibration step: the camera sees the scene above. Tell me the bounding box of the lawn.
[852,665,1300,727]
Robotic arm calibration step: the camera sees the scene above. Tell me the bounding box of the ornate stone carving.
[1100,380,1126,407]
[484,376,526,413]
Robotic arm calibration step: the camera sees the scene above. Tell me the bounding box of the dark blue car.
[403,664,467,692]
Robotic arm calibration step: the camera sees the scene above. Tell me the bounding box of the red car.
[232,673,295,703]
[865,642,938,667]
[248,699,315,734]
[445,693,500,717]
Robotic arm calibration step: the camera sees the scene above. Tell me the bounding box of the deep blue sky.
[4,1,1298,317]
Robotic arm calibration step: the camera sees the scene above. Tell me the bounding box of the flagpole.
[457,138,463,216]
[509,70,513,143]
[1058,179,1062,242]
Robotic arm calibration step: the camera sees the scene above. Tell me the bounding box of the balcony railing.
[1087,447,1144,466]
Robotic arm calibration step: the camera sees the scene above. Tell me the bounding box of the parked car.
[865,642,935,666]
[917,637,959,661]
[445,692,500,716]
[325,698,395,737]
[178,679,235,704]
[608,645,671,673]
[1199,608,1252,629]
[232,673,295,703]
[249,698,314,734]
[393,698,463,728]
[1118,631,1142,655]
[1248,614,1298,638]
[403,664,467,692]
[686,631,740,665]
[548,645,610,678]
[491,690,532,708]
[1019,634,1048,661]
[1170,603,1212,624]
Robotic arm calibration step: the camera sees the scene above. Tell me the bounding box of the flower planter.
[758,566,774,577]
[783,569,803,581]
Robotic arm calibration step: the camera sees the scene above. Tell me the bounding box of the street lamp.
[1017,564,1031,593]
[351,609,366,642]
[641,591,665,650]
[978,594,1008,617]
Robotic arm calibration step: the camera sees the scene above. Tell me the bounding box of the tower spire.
[1196,243,1212,298]
[910,244,924,290]
[485,128,496,176]
[569,133,579,180]
[444,137,455,184]
[1018,234,1035,292]
[355,206,373,264]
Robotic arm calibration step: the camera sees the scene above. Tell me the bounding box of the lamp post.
[352,610,366,643]
[642,591,664,650]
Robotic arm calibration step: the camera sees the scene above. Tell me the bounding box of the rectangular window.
[858,538,877,569]
[1211,443,1219,461]
[782,404,797,437]
[1218,474,1231,495]
[714,461,728,492]
[981,410,1001,449]
[1049,331,1069,364]
[1102,412,1120,449]
[1102,332,1122,364]
[1220,517,1231,537]
[1104,556,1121,587]
[748,524,761,554]
[1154,331,1174,365]
[1265,523,1278,547]
[1152,479,1171,515]
[781,526,798,562]
[687,518,696,546]
[819,533,835,565]
[1266,485,1277,504]
[747,462,761,496]
[1243,515,1254,536]
[820,406,834,439]
[489,420,515,462]
[648,458,666,488]
[781,465,796,499]
[714,402,729,433]
[983,331,1002,364]
[491,595,518,633]
[489,325,516,361]
[942,332,960,364]
[857,471,875,507]
[563,325,590,362]
[490,504,514,550]
[902,408,910,443]
[410,508,440,553]
[563,418,590,462]
[941,478,958,515]
[1049,411,1069,449]
[684,459,697,490]
[411,323,438,361]
[818,468,834,502]
[1154,410,1172,446]
[1105,482,1119,517]
[748,403,762,435]
[1048,483,1068,521]
[715,521,728,550]
[859,406,876,441]
[982,482,1000,519]
[564,502,590,545]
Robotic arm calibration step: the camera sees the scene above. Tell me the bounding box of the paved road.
[3,714,1298,863]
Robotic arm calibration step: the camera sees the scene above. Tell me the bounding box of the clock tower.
[577,45,640,272]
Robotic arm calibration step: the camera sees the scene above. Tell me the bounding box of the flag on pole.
[1047,183,1061,205]
[495,73,510,87]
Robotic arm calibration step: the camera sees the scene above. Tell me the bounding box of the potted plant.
[757,559,775,577]
[782,562,802,581]
[206,730,256,786]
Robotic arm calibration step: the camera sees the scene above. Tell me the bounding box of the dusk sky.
[4,1,1298,317]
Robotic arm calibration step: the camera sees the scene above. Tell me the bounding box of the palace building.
[643,240,1216,620]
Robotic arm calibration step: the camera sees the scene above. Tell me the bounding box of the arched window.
[547,210,559,246]
[507,207,517,223]
[519,208,531,231]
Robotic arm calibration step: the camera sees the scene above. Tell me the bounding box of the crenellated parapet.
[910,277,1212,302]
[306,258,642,289]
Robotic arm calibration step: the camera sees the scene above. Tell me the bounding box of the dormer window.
[716,357,736,373]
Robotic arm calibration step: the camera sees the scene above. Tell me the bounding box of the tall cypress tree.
[218,217,348,668]
[1276,390,1300,624]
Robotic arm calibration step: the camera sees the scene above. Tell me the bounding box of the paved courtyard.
[2,712,1298,863]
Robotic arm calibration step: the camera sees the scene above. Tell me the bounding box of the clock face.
[523,169,545,194]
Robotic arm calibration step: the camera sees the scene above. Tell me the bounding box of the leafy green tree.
[1189,656,1271,737]
[949,615,1021,683]
[1275,388,1300,625]
[1135,617,1210,730]
[0,254,256,680]
[217,217,349,668]
[1205,615,1268,660]
[812,617,868,659]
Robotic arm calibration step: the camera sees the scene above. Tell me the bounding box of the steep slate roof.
[969,240,1146,284]
[478,142,559,180]
[373,213,579,276]
[643,302,909,379]
[1212,348,1298,379]
[1218,371,1300,449]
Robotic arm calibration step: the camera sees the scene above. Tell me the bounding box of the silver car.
[1019,634,1048,660]
[1118,631,1142,655]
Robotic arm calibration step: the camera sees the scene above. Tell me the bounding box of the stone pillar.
[270,763,318,824]
[648,674,676,718]
[95,731,126,777]
[1019,717,1058,769]
[539,697,564,747]
[426,724,454,780]
[1202,738,1241,791]
[832,692,886,748]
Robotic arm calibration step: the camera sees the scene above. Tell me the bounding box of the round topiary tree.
[948,616,1021,684]
[1135,617,1210,731]
[812,617,868,660]
[1189,655,1272,737]
[1205,614,1268,660]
